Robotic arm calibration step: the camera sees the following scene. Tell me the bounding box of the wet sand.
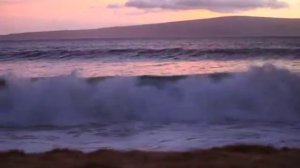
[0,145,300,168]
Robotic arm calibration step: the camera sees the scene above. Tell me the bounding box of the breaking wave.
[0,64,300,127]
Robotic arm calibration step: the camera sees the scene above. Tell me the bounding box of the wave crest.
[0,65,300,127]
[1,48,300,61]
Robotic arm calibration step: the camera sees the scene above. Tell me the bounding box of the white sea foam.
[0,64,299,127]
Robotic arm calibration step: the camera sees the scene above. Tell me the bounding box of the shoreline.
[1,145,300,168]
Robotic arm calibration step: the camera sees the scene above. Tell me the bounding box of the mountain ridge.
[1,16,300,40]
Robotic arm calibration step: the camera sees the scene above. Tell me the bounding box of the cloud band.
[124,0,288,12]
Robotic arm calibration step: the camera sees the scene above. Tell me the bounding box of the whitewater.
[0,38,300,152]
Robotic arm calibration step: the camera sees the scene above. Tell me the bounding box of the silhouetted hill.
[1,16,300,40]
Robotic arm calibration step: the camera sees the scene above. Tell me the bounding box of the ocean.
[0,37,300,153]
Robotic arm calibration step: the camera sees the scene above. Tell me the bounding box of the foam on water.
[1,38,300,152]
[1,122,300,153]
[0,64,299,127]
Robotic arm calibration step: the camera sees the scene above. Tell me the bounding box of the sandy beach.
[0,145,299,168]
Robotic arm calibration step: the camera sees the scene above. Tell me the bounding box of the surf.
[0,64,299,127]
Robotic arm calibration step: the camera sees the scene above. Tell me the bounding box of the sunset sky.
[0,0,299,35]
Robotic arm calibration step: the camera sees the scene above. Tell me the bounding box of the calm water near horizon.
[0,37,300,153]
[1,37,300,77]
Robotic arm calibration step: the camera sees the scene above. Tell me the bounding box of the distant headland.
[1,16,300,40]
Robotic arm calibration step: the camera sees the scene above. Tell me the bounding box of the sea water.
[0,37,300,153]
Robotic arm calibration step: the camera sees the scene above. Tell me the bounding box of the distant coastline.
[1,16,300,41]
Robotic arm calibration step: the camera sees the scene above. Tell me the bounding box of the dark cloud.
[123,0,288,12]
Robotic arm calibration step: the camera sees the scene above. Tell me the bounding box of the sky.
[0,0,299,35]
